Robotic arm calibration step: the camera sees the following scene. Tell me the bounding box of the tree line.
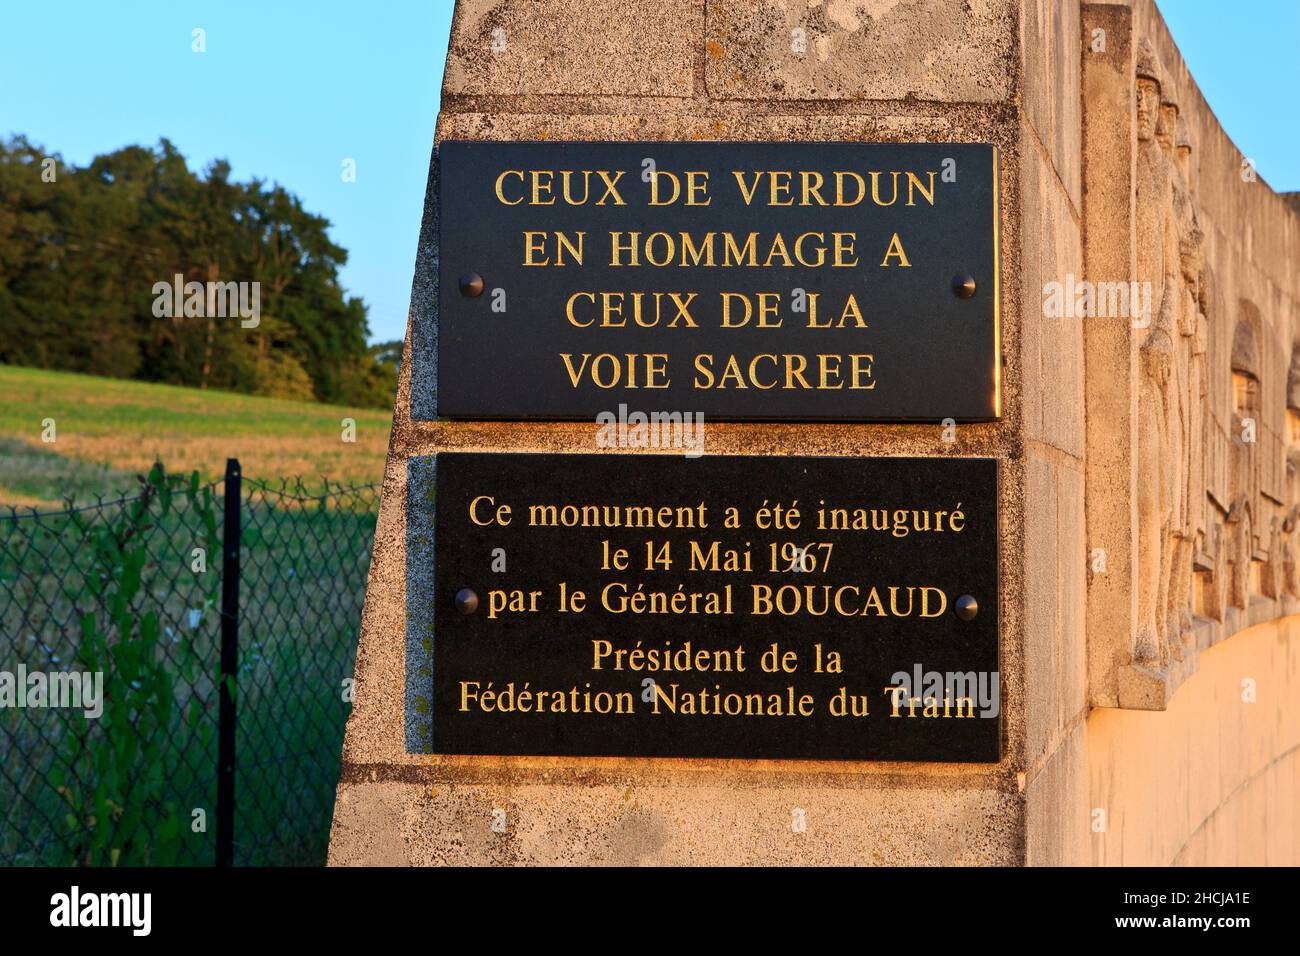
[0,135,398,407]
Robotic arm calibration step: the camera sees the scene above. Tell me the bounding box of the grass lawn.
[0,365,389,864]
[0,365,392,506]
[0,464,378,865]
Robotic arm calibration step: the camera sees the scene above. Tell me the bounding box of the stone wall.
[328,0,1299,866]
[1028,0,1300,865]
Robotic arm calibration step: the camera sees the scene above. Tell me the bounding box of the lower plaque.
[407,453,1000,762]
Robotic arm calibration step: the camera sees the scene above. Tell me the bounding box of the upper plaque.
[433,141,999,421]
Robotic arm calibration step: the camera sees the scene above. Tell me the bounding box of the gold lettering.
[732,171,762,205]
[880,232,911,267]
[596,169,626,204]
[835,171,865,206]
[800,171,827,205]
[494,170,524,205]
[649,171,680,206]
[565,292,596,327]
[531,170,555,205]
[684,170,711,205]
[869,170,900,206]
[906,170,936,206]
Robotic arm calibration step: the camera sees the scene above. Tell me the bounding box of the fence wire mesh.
[0,464,378,866]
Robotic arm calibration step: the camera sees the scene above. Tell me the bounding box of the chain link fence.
[0,461,378,866]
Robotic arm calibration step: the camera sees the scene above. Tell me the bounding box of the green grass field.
[0,365,387,865]
[0,365,392,507]
[0,471,378,865]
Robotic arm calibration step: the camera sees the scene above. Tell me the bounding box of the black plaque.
[410,453,1000,762]
[432,140,1000,422]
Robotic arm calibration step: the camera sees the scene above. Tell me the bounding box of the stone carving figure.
[1228,320,1261,613]
[1226,495,1252,610]
[1134,40,1182,664]
[1284,502,1300,598]
[1198,267,1231,623]
[1168,114,1205,648]
[1203,518,1230,621]
[1283,351,1300,597]
[1262,515,1284,599]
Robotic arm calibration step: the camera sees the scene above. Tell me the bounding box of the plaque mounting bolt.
[459,273,485,297]
[955,594,979,621]
[455,588,479,615]
[952,274,977,299]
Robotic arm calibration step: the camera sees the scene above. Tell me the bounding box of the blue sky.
[0,0,455,345]
[1,1,1294,345]
[1155,0,1298,191]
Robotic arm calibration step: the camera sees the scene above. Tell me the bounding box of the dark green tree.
[0,135,396,407]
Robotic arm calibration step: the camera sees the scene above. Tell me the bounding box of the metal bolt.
[955,594,979,621]
[455,588,479,615]
[952,273,977,299]
[459,273,485,297]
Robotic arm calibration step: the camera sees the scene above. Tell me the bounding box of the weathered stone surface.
[443,0,698,98]
[705,0,1017,103]
[1019,119,1085,459]
[332,775,1024,865]
[1023,0,1082,209]
[1080,2,1139,710]
[1024,719,1090,866]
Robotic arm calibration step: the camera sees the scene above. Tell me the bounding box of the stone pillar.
[1081,3,1138,707]
[327,0,1300,867]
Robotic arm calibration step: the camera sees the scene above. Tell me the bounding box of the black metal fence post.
[216,457,241,866]
[0,462,380,866]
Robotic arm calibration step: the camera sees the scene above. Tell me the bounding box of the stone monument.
[328,0,1300,866]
